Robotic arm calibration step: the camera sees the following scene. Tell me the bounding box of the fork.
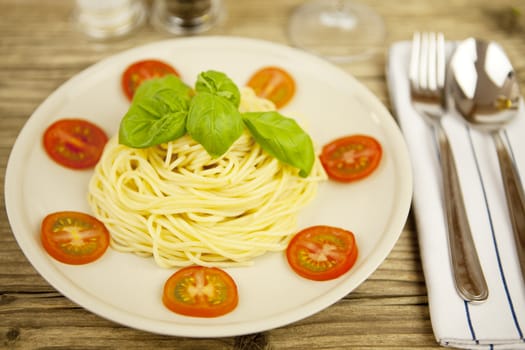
[409,32,488,302]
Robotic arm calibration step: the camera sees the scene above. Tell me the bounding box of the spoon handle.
[492,132,525,281]
[437,123,489,302]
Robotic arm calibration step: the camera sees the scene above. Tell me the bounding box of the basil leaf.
[187,92,244,157]
[134,74,192,102]
[195,70,241,108]
[119,76,191,148]
[242,111,315,177]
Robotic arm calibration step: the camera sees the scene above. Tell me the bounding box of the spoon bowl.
[446,37,525,282]
[447,38,521,129]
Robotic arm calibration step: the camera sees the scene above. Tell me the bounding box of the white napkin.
[387,41,525,349]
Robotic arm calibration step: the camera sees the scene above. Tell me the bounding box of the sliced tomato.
[320,134,382,182]
[246,66,296,108]
[163,266,239,318]
[41,211,110,265]
[43,118,108,170]
[122,59,179,100]
[286,225,358,281]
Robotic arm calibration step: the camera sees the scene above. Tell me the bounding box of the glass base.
[73,0,147,40]
[287,0,385,62]
[150,0,224,35]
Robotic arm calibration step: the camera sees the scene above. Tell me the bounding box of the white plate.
[5,37,412,337]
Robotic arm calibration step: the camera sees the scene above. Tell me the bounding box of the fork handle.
[436,123,489,302]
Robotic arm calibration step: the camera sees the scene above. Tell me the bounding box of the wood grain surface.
[1,0,524,349]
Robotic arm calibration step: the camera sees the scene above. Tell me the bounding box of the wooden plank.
[2,0,524,348]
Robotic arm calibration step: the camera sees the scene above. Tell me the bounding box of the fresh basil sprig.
[187,92,244,158]
[195,70,241,107]
[118,70,315,177]
[242,111,314,177]
[119,75,192,148]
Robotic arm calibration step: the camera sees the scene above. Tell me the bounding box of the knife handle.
[492,132,525,283]
[436,122,489,302]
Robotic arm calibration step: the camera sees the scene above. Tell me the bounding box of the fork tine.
[419,32,429,91]
[427,32,437,92]
[436,32,446,89]
[409,31,421,91]
[410,31,445,95]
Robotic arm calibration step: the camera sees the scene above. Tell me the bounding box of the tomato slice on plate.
[41,211,110,265]
[43,118,108,170]
[121,59,179,100]
[286,225,358,281]
[163,266,239,318]
[246,66,296,108]
[319,134,382,182]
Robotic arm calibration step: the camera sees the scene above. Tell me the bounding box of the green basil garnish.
[118,70,315,176]
[133,74,192,102]
[242,111,315,177]
[187,92,244,158]
[195,70,241,108]
[119,75,191,148]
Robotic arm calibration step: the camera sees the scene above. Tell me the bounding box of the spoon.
[447,37,525,281]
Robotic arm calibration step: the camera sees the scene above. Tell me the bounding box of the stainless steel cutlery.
[409,32,489,302]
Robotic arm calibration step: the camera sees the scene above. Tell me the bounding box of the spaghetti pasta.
[88,87,326,267]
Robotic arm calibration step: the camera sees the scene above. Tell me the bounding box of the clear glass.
[73,0,147,40]
[150,0,224,35]
[287,0,385,62]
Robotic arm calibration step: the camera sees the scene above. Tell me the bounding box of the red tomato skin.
[246,66,296,108]
[41,211,110,265]
[43,118,108,170]
[121,59,179,101]
[320,134,382,183]
[286,225,358,281]
[162,266,239,318]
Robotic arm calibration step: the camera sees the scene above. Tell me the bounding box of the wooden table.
[1,0,523,348]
